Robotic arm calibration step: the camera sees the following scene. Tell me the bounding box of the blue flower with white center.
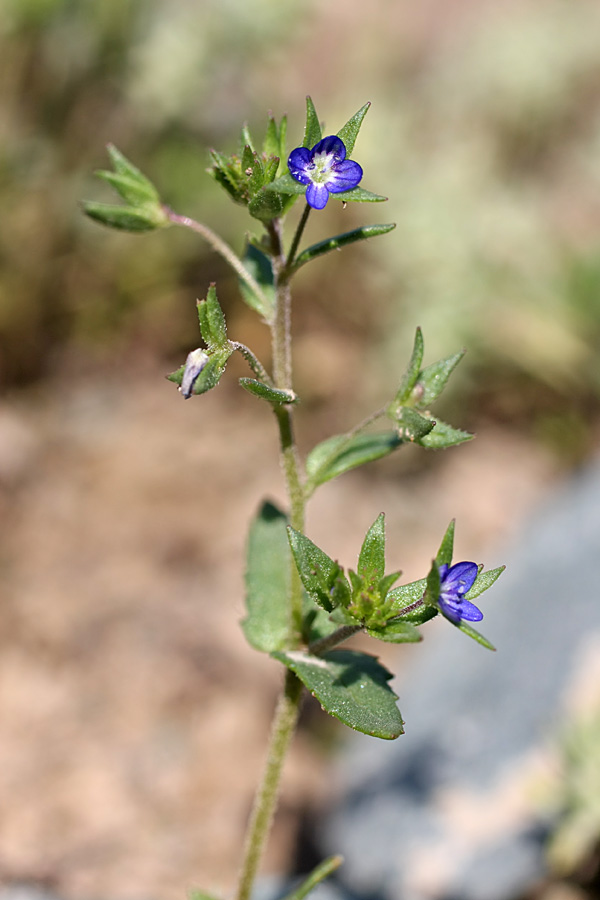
[437,561,482,624]
[288,135,363,210]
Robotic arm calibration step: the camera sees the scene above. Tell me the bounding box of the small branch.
[164,207,270,312]
[285,202,311,271]
[309,624,362,656]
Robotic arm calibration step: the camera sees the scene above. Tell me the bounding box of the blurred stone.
[318,459,600,900]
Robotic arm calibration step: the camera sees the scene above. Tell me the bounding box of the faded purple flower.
[437,561,482,624]
[180,348,209,399]
[288,135,363,210]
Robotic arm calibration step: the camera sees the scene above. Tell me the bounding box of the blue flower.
[288,135,363,210]
[437,561,482,624]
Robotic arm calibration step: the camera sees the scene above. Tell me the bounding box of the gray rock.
[319,460,600,900]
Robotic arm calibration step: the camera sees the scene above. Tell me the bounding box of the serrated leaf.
[238,243,276,321]
[197,284,227,350]
[465,565,506,600]
[265,172,307,195]
[393,407,436,441]
[287,527,348,613]
[395,327,424,403]
[358,513,386,584]
[303,96,322,149]
[239,378,297,405]
[82,201,167,232]
[292,223,396,271]
[457,621,496,651]
[242,502,291,653]
[366,620,422,644]
[95,170,159,206]
[417,419,473,449]
[305,431,403,491]
[272,648,404,739]
[336,101,370,155]
[436,520,455,567]
[414,350,465,409]
[331,186,388,203]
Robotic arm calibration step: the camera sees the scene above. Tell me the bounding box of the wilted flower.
[180,348,209,399]
[288,135,363,210]
[437,561,482,624]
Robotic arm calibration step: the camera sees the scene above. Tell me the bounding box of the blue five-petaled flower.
[437,561,483,624]
[288,135,363,210]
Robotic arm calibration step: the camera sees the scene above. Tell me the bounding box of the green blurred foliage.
[1,0,600,453]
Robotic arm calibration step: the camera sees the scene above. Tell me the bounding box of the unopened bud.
[180,348,209,398]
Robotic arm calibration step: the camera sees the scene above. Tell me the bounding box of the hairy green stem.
[229,341,272,383]
[164,208,270,313]
[235,670,304,900]
[309,624,362,656]
[286,202,311,269]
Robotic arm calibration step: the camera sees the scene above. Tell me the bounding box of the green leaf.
[287,527,349,613]
[303,96,322,149]
[240,123,255,154]
[279,855,343,900]
[457,621,496,651]
[302,598,338,644]
[357,513,386,584]
[395,327,424,403]
[436,520,455,566]
[336,101,371,155]
[189,892,221,900]
[423,559,442,608]
[82,201,167,232]
[417,419,474,449]
[272,648,404,739]
[332,186,388,203]
[366,620,422,643]
[393,407,436,441]
[265,172,306,195]
[197,284,227,351]
[262,115,280,159]
[238,243,276,321]
[465,565,506,600]
[242,502,291,653]
[278,115,288,168]
[387,578,426,611]
[94,170,159,206]
[415,350,465,409]
[106,144,158,193]
[292,224,396,271]
[239,378,297,405]
[305,431,403,490]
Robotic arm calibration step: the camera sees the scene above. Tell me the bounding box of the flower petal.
[306,182,330,209]
[288,147,313,185]
[311,135,346,162]
[458,600,484,622]
[438,597,462,624]
[442,561,478,596]
[327,159,363,194]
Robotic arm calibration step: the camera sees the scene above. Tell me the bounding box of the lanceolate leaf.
[239,379,297,405]
[292,224,396,271]
[458,621,496,651]
[303,96,322,149]
[394,327,425,404]
[287,527,348,612]
[417,420,473,449]
[336,101,371,155]
[242,502,291,653]
[333,186,388,203]
[436,520,455,567]
[465,565,506,600]
[416,350,465,408]
[265,172,307,195]
[82,202,166,232]
[197,284,227,351]
[272,648,404,739]
[357,513,386,584]
[306,431,403,492]
[366,620,422,644]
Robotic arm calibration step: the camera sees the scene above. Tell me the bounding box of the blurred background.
[1,0,600,898]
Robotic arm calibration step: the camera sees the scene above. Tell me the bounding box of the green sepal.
[386,577,426,612]
[94,170,159,206]
[466,565,506,600]
[106,144,160,197]
[208,149,244,202]
[248,186,286,221]
[457,621,496,651]
[423,559,442,609]
[278,855,343,900]
[242,501,291,653]
[392,407,436,442]
[238,243,276,322]
[378,570,402,598]
[395,328,424,404]
[336,101,370,155]
[366,620,422,644]
[332,186,388,203]
[262,115,280,160]
[287,527,350,613]
[197,284,227,351]
[272,648,404,739]
[417,420,473,449]
[306,431,403,491]
[264,172,307,195]
[239,378,297,405]
[357,513,386,584]
[303,96,322,149]
[436,520,455,566]
[82,201,167,232]
[167,348,232,396]
[415,350,465,408]
[292,224,396,271]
